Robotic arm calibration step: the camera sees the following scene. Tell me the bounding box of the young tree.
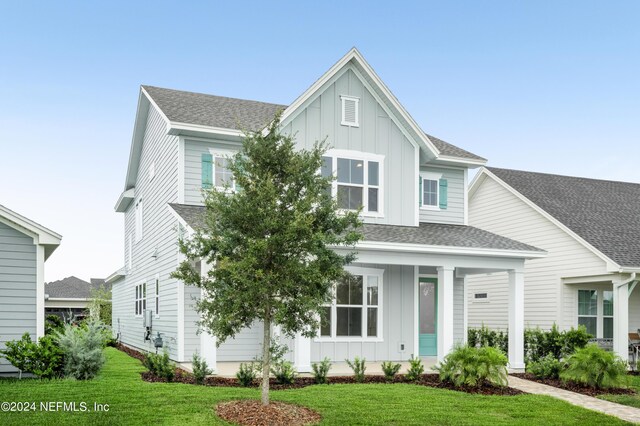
[172,115,362,405]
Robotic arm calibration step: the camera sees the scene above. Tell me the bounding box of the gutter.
[615,272,637,290]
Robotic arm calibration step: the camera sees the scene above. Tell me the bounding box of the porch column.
[200,261,217,372]
[437,266,455,362]
[508,270,525,370]
[613,280,629,359]
[294,333,312,373]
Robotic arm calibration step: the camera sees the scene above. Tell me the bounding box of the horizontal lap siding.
[467,177,608,331]
[0,222,36,375]
[310,264,415,362]
[419,166,465,225]
[217,322,264,361]
[183,284,201,360]
[114,105,181,359]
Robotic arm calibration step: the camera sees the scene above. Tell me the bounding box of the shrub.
[192,352,212,385]
[0,333,64,379]
[405,356,424,382]
[346,357,366,382]
[45,315,65,336]
[381,361,401,381]
[271,360,296,384]
[561,344,628,389]
[561,326,592,357]
[311,357,331,384]
[55,320,107,380]
[526,354,564,379]
[468,325,508,354]
[236,362,257,387]
[143,351,175,382]
[437,345,508,388]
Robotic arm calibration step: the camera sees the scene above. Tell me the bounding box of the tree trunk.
[261,312,271,405]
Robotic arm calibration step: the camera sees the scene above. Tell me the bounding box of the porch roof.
[169,203,543,254]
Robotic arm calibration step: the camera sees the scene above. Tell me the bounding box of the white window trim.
[340,95,359,127]
[135,198,143,243]
[420,171,442,211]
[315,266,384,343]
[207,148,237,191]
[154,274,160,318]
[135,283,146,317]
[324,149,385,218]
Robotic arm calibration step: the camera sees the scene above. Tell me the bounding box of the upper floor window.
[419,172,448,210]
[340,95,359,127]
[202,152,236,190]
[135,199,143,242]
[322,150,384,216]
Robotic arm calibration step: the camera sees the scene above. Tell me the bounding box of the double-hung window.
[577,289,613,338]
[202,151,236,190]
[319,267,383,340]
[154,276,160,317]
[420,171,448,210]
[135,283,146,316]
[603,290,613,339]
[321,150,384,216]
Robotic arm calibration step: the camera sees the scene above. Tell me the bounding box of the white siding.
[217,322,265,362]
[114,105,182,359]
[0,222,36,375]
[419,166,465,225]
[467,176,609,331]
[453,278,464,343]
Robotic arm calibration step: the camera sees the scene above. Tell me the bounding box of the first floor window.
[578,289,613,338]
[135,283,146,316]
[155,277,160,316]
[320,268,382,339]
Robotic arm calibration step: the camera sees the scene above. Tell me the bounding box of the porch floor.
[180,357,439,377]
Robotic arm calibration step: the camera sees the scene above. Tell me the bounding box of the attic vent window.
[341,95,359,127]
[474,292,489,302]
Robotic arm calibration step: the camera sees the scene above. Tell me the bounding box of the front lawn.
[600,374,640,409]
[0,348,628,425]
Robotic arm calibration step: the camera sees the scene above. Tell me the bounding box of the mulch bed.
[511,373,636,397]
[216,400,321,426]
[116,344,522,396]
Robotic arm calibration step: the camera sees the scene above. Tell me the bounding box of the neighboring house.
[44,276,109,321]
[0,204,61,376]
[111,48,544,372]
[468,167,640,359]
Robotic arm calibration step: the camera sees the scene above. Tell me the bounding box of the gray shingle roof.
[487,167,640,268]
[169,203,541,253]
[46,276,97,299]
[426,133,486,162]
[142,85,286,132]
[142,85,483,161]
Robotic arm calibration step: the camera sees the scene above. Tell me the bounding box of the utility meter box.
[144,310,153,328]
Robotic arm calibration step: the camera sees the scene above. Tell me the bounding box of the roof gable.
[474,167,640,269]
[0,204,61,259]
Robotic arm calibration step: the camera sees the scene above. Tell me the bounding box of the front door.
[419,277,437,356]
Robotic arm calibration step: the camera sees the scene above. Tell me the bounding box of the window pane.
[368,188,378,212]
[337,158,350,183]
[336,277,350,305]
[215,157,233,187]
[367,276,378,305]
[321,156,332,178]
[368,162,379,186]
[423,179,438,206]
[603,317,613,339]
[367,308,377,337]
[578,290,597,316]
[578,316,597,336]
[337,185,363,210]
[320,307,331,337]
[337,307,362,336]
[349,276,363,305]
[603,290,613,317]
[350,160,363,184]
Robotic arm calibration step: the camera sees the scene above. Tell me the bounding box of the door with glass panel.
[419,277,437,356]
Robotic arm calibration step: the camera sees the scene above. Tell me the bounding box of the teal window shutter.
[202,153,213,189]
[439,179,448,209]
[418,176,423,207]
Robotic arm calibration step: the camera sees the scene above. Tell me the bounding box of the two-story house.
[111,48,544,373]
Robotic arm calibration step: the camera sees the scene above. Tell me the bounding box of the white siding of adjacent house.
[114,105,183,359]
[0,222,37,375]
[467,175,609,331]
[419,166,465,225]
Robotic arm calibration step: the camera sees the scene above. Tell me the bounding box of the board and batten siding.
[281,68,417,227]
[115,105,183,359]
[419,166,465,225]
[311,264,415,362]
[0,222,36,375]
[467,175,609,331]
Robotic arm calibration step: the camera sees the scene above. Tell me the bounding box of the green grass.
[0,348,628,425]
[600,374,640,408]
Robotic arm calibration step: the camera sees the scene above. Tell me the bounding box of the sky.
[0,1,638,282]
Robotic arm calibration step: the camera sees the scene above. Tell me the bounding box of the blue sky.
[1,1,638,282]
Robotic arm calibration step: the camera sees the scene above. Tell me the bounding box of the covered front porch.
[563,272,640,361]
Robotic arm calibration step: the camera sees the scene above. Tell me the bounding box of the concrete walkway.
[509,376,640,424]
